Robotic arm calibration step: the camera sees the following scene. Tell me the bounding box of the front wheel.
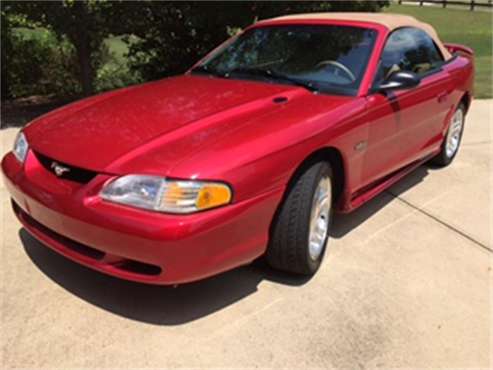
[266,161,333,275]
[430,103,466,167]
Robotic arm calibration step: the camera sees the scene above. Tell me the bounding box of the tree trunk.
[75,34,94,96]
[73,1,94,96]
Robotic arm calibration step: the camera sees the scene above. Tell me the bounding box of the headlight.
[100,175,232,214]
[13,132,29,163]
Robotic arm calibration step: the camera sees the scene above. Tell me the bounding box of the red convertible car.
[2,13,474,284]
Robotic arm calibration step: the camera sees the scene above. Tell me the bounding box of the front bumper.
[2,151,283,284]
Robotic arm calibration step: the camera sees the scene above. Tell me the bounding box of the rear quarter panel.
[442,54,474,121]
[444,54,474,96]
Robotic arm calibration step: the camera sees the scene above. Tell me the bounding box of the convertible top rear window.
[193,25,377,96]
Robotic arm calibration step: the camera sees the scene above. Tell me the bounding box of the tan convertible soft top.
[263,12,452,60]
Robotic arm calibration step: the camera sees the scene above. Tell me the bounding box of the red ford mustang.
[2,13,474,284]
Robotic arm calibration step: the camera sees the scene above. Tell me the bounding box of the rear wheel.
[266,161,333,275]
[430,103,466,166]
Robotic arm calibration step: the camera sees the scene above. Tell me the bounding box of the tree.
[2,0,389,99]
[123,1,389,81]
[7,0,117,96]
[1,2,13,99]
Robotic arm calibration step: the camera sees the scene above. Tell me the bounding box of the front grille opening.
[13,200,105,260]
[116,260,162,276]
[33,151,98,184]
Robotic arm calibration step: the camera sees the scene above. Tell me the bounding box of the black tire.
[266,161,333,275]
[430,103,466,167]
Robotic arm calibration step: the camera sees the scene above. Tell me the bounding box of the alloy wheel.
[445,108,464,158]
[308,176,332,261]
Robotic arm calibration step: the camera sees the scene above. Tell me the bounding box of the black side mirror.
[377,71,421,92]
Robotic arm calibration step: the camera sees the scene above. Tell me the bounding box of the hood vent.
[273,96,288,104]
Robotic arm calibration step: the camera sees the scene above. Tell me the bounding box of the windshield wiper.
[191,65,227,78]
[227,67,320,93]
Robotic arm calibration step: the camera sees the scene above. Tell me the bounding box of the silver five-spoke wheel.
[308,176,332,261]
[445,108,464,158]
[430,103,466,167]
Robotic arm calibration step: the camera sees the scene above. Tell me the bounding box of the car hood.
[24,75,351,176]
[25,75,307,172]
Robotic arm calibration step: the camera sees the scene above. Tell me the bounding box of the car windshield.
[192,25,377,96]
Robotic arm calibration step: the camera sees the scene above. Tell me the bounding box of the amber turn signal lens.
[196,184,232,210]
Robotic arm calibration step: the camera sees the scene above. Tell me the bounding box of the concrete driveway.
[1,100,491,369]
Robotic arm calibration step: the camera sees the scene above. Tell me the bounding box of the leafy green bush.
[94,38,143,93]
[95,57,143,93]
[3,28,142,99]
[4,28,80,99]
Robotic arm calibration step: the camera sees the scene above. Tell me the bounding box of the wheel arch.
[460,91,472,113]
[266,145,347,272]
[284,146,346,206]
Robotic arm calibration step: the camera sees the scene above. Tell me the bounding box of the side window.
[374,27,444,85]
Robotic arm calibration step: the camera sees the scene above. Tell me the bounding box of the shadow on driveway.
[19,164,434,325]
[20,230,310,326]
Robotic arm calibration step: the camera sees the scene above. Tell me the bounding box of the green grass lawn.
[385,4,493,98]
[104,36,130,63]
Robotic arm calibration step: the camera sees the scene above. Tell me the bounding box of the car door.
[361,27,453,188]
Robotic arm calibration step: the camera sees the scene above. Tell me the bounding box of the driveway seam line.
[386,191,492,254]
[461,140,491,146]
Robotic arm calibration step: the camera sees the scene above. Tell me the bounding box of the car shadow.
[20,229,310,326]
[20,164,435,326]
